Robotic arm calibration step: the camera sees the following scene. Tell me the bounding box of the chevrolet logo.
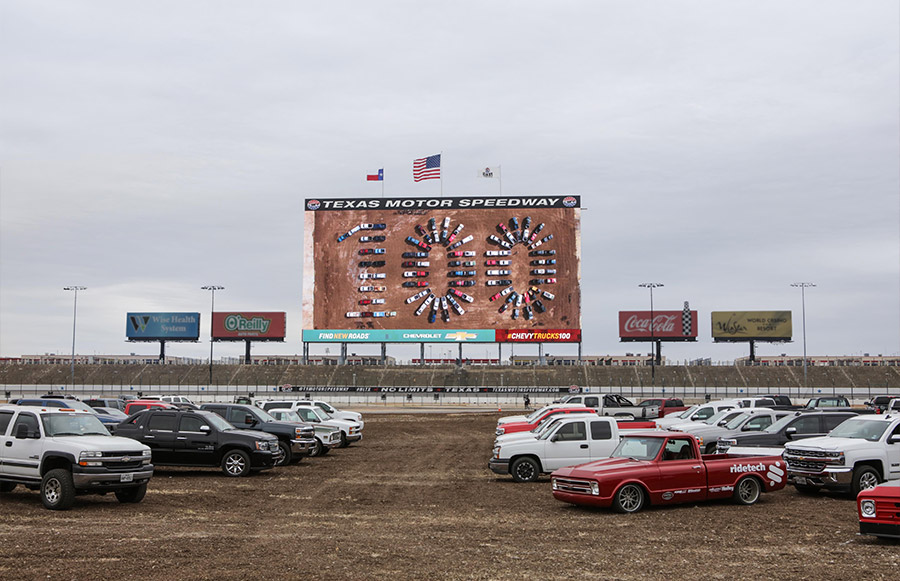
[445,331,477,342]
[122,456,131,462]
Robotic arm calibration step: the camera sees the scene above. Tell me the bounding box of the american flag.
[413,154,441,182]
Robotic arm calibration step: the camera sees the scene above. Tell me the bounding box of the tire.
[221,449,252,477]
[309,438,324,457]
[276,441,292,465]
[851,465,881,496]
[510,457,540,483]
[339,431,349,448]
[41,469,76,510]
[733,477,761,505]
[612,483,645,514]
[115,483,147,504]
[0,482,16,493]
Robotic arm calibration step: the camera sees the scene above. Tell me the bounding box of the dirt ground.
[1,411,897,581]
[312,207,581,330]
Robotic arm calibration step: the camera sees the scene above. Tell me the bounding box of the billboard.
[302,329,496,343]
[495,329,582,343]
[302,196,581,339]
[126,312,200,341]
[212,312,286,341]
[711,311,792,342]
[619,310,698,341]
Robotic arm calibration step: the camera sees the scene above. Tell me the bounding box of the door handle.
[176,437,186,440]
[580,444,589,449]
[144,435,155,439]
[4,441,11,447]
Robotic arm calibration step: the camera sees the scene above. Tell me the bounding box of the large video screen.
[302,196,581,339]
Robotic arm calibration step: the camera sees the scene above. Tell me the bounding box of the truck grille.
[786,458,825,472]
[553,477,593,495]
[100,451,148,470]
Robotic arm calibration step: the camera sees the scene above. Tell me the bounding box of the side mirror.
[200,425,211,432]
[717,420,727,426]
[889,434,900,445]
[15,424,31,439]
[550,434,560,442]
[244,415,255,425]
[785,426,797,439]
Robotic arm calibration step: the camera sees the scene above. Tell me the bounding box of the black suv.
[115,409,281,477]
[716,410,859,453]
[199,404,316,465]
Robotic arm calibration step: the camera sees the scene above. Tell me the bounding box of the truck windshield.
[673,406,698,419]
[204,413,235,432]
[41,413,109,436]
[763,414,796,434]
[524,406,555,422]
[701,410,732,426]
[247,407,277,423]
[611,437,664,461]
[828,420,889,441]
[724,413,753,430]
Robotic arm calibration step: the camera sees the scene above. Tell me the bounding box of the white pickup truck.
[0,406,154,510]
[554,393,659,420]
[489,414,622,482]
[784,413,900,495]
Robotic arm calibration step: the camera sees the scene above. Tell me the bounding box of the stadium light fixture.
[638,283,663,382]
[791,282,815,387]
[63,286,86,387]
[201,285,225,384]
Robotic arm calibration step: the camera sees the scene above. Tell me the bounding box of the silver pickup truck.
[0,406,154,510]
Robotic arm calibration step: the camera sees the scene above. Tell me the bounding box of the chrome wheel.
[44,478,61,504]
[735,477,761,505]
[222,450,250,477]
[614,484,645,513]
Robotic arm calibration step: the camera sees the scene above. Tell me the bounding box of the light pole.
[791,282,815,388]
[63,286,86,388]
[201,285,224,385]
[638,283,663,382]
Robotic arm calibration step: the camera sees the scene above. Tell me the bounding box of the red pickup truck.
[639,398,689,417]
[857,480,900,539]
[550,432,786,513]
[496,407,597,435]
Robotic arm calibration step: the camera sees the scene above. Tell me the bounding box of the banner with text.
[126,312,200,341]
[618,310,698,341]
[711,311,792,341]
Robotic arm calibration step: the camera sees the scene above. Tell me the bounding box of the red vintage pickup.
[550,432,786,513]
[857,480,900,539]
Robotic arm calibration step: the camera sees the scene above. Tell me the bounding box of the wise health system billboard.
[212,312,286,341]
[126,312,200,341]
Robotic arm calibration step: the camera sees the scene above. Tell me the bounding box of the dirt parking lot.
[1,411,897,580]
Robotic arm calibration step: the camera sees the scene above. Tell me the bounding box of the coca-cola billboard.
[619,310,698,341]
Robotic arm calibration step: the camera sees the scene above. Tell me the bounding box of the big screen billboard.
[212,312,286,340]
[711,311,792,341]
[302,196,581,341]
[126,312,200,341]
[619,310,698,341]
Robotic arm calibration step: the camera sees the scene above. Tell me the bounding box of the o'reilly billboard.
[126,312,200,341]
[212,312,286,340]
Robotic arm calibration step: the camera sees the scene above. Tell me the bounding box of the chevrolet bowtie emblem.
[445,332,477,341]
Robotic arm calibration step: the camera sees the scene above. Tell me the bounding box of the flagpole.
[381,165,384,197]
[440,151,443,197]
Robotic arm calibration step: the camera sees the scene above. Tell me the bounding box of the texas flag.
[367,169,384,181]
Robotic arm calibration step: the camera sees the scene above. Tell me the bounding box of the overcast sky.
[1,1,898,364]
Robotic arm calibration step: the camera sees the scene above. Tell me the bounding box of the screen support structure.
[159,340,165,362]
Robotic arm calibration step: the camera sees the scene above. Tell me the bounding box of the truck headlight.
[590,481,600,496]
[492,446,500,459]
[551,478,558,490]
[696,436,704,447]
[78,450,103,467]
[860,499,876,518]
[496,427,505,435]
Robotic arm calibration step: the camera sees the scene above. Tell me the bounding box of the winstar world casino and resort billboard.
[711,311,792,342]
[301,196,581,343]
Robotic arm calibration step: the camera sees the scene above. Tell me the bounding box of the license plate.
[120,473,134,483]
[794,476,807,485]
